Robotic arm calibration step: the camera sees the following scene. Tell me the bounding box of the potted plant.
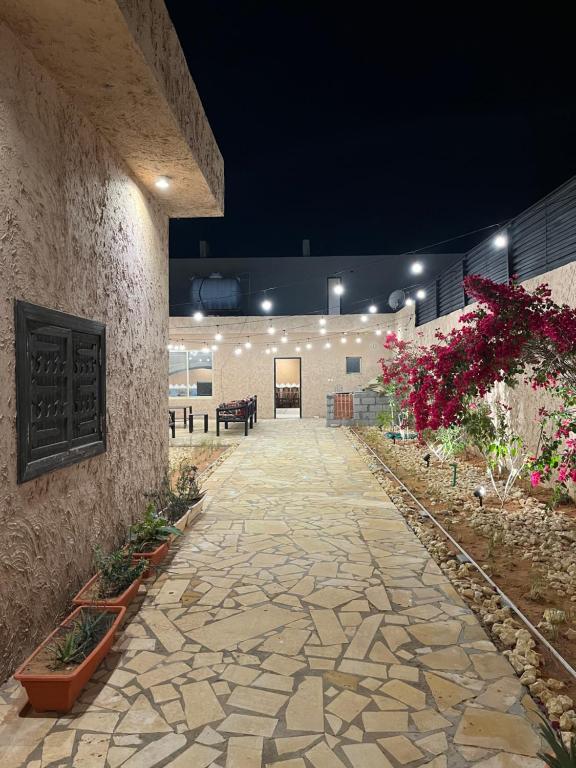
[72,548,147,608]
[129,505,182,577]
[167,459,205,530]
[539,716,576,767]
[14,605,125,713]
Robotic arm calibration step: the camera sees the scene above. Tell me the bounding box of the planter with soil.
[131,540,169,579]
[72,572,143,608]
[14,605,125,713]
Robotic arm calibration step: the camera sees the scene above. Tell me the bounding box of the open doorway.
[274,357,301,419]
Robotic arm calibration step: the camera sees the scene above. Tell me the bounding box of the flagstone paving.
[0,419,547,767]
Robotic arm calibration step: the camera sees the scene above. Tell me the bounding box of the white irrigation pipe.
[351,429,576,684]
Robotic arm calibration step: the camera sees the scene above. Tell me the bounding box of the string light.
[333,283,344,295]
[494,233,508,248]
[234,347,242,356]
[324,342,332,349]
[215,328,223,341]
[193,310,203,321]
[405,297,415,306]
[368,304,377,313]
[375,329,382,336]
[411,262,423,275]
[360,315,368,322]
[281,332,288,343]
[267,325,276,335]
[319,327,327,335]
[416,289,426,300]
[355,336,362,344]
[261,296,273,312]
[340,335,347,343]
[319,318,326,326]
[244,340,252,349]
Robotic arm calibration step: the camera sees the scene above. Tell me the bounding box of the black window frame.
[346,356,361,374]
[15,300,106,483]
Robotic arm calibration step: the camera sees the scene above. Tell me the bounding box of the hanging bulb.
[281,332,288,343]
[244,340,252,349]
[375,329,382,336]
[267,326,276,335]
[340,335,347,344]
[261,297,273,311]
[215,329,223,341]
[320,327,327,335]
[319,318,326,326]
[193,310,203,321]
[368,304,377,313]
[355,336,362,344]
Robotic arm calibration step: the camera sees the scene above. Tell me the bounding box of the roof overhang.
[0,0,224,217]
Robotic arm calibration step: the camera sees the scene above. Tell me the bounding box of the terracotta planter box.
[72,573,143,608]
[14,605,125,713]
[132,540,169,578]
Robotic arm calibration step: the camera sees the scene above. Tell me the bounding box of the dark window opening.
[16,301,106,483]
[346,356,361,374]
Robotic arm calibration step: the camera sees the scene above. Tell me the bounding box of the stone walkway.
[0,420,546,767]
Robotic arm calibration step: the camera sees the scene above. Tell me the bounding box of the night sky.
[166,3,575,261]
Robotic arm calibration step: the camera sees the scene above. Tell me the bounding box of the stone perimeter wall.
[0,23,168,682]
[392,260,576,451]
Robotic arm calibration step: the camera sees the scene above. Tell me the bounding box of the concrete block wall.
[326,391,391,426]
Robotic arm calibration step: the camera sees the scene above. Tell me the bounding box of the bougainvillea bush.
[379,276,576,492]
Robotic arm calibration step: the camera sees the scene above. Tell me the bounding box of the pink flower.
[530,471,542,487]
[558,465,569,483]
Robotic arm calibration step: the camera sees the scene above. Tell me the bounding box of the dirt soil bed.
[169,442,229,475]
[355,427,576,704]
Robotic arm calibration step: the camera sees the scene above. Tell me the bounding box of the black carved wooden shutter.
[72,331,103,447]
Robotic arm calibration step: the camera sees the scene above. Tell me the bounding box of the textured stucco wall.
[392,261,576,450]
[168,315,396,419]
[0,23,168,682]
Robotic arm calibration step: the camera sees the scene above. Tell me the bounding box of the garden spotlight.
[423,452,431,468]
[473,485,486,507]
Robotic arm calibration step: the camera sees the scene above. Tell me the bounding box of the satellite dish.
[388,289,406,311]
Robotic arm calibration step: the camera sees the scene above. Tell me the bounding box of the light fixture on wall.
[193,310,203,321]
[493,233,508,248]
[215,328,223,341]
[405,297,415,306]
[265,348,271,355]
[306,341,312,350]
[261,294,273,312]
[355,336,362,344]
[416,289,426,300]
[281,331,288,343]
[375,329,382,336]
[271,346,278,353]
[319,327,327,335]
[324,342,332,349]
[234,347,242,356]
[411,261,423,275]
[295,345,301,352]
[201,344,209,353]
[360,315,368,322]
[368,304,377,313]
[155,176,171,190]
[333,283,345,295]
[211,344,219,351]
[340,335,347,343]
[267,325,276,335]
[319,318,326,326]
[244,340,252,349]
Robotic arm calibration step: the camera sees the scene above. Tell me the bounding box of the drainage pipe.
[351,429,576,683]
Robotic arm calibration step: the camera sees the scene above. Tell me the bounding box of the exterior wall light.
[319,327,327,335]
[234,347,242,356]
[319,318,326,326]
[416,289,426,300]
[193,310,203,321]
[355,336,362,344]
[411,262,423,275]
[405,297,414,306]
[368,304,377,313]
[155,176,171,189]
[360,315,368,322]
[261,297,273,311]
[340,336,347,343]
[333,283,345,295]
[244,340,252,349]
[306,342,312,350]
[267,326,275,335]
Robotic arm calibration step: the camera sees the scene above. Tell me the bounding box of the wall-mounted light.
[368,304,377,313]
[416,289,426,300]
[319,318,326,326]
[215,328,223,341]
[355,336,362,344]
[234,347,242,356]
[405,297,414,306]
[411,261,423,275]
[193,310,203,321]
[295,345,301,352]
[201,344,209,353]
[155,176,171,190]
[306,341,312,350]
[281,332,288,343]
[320,327,327,335]
[333,283,345,295]
[271,346,278,353]
[267,326,276,335]
[340,335,347,344]
[265,348,271,355]
[360,315,368,323]
[375,329,382,336]
[261,297,273,312]
[244,340,252,349]
[494,233,508,248]
[211,344,218,351]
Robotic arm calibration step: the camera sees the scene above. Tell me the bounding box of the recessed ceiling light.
[155,176,171,190]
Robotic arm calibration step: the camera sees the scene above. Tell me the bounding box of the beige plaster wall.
[169,314,411,419]
[0,24,168,682]
[390,261,576,450]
